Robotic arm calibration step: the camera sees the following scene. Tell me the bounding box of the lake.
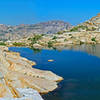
[9,44,100,100]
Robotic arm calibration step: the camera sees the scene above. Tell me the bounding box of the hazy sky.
[0,0,100,25]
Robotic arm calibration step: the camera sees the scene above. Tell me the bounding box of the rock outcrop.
[70,13,100,32]
[0,46,63,99]
[80,13,100,31]
[24,31,100,50]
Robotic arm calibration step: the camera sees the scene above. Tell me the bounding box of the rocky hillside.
[0,20,71,41]
[70,13,100,32]
[0,46,63,99]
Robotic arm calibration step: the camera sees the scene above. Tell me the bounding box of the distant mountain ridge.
[0,20,71,41]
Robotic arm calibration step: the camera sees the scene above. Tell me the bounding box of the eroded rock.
[0,46,63,99]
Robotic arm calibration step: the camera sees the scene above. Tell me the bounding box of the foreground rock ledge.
[0,46,63,99]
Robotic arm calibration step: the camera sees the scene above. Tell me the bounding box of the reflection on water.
[9,45,100,100]
[30,47,42,54]
[30,44,100,58]
[55,44,100,58]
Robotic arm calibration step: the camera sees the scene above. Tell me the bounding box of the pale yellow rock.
[0,47,63,98]
[48,59,54,62]
[0,77,21,98]
[5,71,58,93]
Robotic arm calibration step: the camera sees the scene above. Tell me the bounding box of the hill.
[70,13,100,32]
[0,20,71,41]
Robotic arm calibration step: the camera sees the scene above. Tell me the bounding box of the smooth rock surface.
[0,46,63,99]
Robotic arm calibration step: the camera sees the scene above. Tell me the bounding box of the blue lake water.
[9,45,100,100]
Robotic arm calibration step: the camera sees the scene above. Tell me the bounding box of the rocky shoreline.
[0,46,63,100]
[4,13,100,50]
[5,31,100,50]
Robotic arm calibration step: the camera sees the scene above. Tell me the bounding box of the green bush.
[85,22,90,24]
[30,34,42,44]
[0,42,6,46]
[80,41,84,45]
[48,41,53,48]
[57,31,63,34]
[64,39,67,41]
[52,36,57,40]
[28,38,31,40]
[91,37,96,42]
[69,34,72,36]
[70,25,88,32]
[13,42,26,46]
[70,27,79,32]
[92,27,96,31]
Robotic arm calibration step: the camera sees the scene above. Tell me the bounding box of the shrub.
[70,25,88,32]
[28,38,31,40]
[48,41,53,48]
[91,37,96,42]
[64,39,67,41]
[70,27,79,32]
[52,36,57,40]
[57,31,63,34]
[70,36,74,38]
[0,42,6,46]
[80,41,84,45]
[92,27,96,31]
[13,42,26,46]
[69,34,72,36]
[30,34,42,44]
[41,34,45,36]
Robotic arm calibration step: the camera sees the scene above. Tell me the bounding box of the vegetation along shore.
[0,13,100,99]
[0,13,100,50]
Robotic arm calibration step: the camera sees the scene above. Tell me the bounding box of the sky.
[0,0,100,25]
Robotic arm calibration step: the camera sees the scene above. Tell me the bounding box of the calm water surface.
[9,45,100,100]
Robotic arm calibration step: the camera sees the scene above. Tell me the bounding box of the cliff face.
[0,46,63,99]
